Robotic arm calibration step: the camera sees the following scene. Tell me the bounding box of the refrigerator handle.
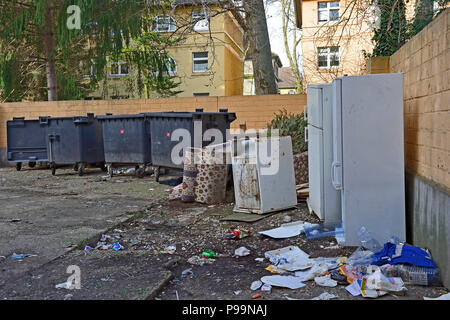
[331,161,342,190]
[303,105,308,122]
[304,127,308,142]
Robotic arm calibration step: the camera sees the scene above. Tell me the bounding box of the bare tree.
[279,0,303,93]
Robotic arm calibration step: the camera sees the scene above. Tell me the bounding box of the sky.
[266,1,289,66]
[265,1,301,70]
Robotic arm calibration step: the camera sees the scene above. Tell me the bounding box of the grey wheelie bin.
[6,117,50,171]
[97,113,151,178]
[46,113,105,176]
[144,109,236,181]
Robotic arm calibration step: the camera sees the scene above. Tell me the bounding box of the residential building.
[277,67,299,94]
[293,0,421,86]
[243,53,283,95]
[86,1,245,99]
[293,0,376,86]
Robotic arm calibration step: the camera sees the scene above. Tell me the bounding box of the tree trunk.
[243,0,278,95]
[43,1,58,101]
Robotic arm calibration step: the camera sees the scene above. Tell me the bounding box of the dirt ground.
[0,166,448,300]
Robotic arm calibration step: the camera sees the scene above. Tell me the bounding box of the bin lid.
[96,113,145,120]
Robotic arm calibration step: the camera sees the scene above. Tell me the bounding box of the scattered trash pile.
[244,224,444,299]
[4,253,38,261]
[84,233,124,252]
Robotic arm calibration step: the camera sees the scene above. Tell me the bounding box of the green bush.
[267,109,308,154]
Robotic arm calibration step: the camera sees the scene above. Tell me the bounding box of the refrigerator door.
[308,125,324,219]
[339,73,406,246]
[306,86,323,129]
[322,84,342,223]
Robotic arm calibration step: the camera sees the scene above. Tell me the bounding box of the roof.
[277,67,298,89]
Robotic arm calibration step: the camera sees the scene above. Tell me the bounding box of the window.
[154,15,176,32]
[288,90,296,94]
[318,47,340,69]
[81,61,94,78]
[193,93,210,97]
[166,57,177,74]
[109,62,129,77]
[318,1,340,23]
[193,52,209,73]
[192,10,209,31]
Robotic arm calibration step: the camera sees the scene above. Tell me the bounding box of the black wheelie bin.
[6,117,50,171]
[46,113,105,176]
[144,108,236,181]
[97,113,152,178]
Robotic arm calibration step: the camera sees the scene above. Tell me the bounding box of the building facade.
[295,0,376,86]
[294,0,420,86]
[86,3,244,99]
[243,54,283,95]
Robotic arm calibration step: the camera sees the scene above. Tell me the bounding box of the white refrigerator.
[306,84,341,223]
[232,136,298,214]
[331,73,406,246]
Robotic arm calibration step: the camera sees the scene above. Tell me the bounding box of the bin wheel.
[136,167,145,178]
[155,167,160,182]
[73,164,78,172]
[51,166,56,176]
[78,164,85,176]
[107,165,113,178]
[100,164,107,172]
[16,162,22,171]
[28,162,36,168]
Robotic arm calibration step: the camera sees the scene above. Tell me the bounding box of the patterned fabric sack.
[181,147,200,202]
[168,183,183,200]
[195,143,229,204]
[181,143,230,204]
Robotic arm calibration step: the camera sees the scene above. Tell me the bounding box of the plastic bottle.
[357,226,383,253]
[380,264,442,286]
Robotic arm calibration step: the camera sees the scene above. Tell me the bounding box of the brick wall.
[0,94,307,150]
[389,8,450,189]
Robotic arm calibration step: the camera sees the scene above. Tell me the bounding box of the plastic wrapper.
[357,226,383,253]
[346,247,375,266]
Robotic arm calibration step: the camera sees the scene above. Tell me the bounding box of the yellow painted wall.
[88,7,243,99]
